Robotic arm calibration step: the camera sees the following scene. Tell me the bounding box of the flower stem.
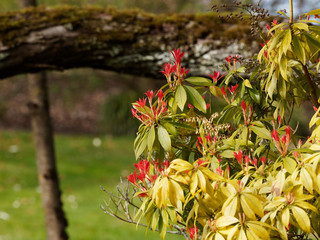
[289,0,293,24]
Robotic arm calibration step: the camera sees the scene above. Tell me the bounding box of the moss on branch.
[0,6,259,79]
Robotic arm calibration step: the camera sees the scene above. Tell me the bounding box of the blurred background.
[0,0,318,240]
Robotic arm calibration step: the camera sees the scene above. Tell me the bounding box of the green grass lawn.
[0,130,183,240]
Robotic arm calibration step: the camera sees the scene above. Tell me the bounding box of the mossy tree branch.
[0,6,258,79]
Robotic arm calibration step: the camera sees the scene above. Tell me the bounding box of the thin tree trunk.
[19,0,69,239]
[28,72,68,240]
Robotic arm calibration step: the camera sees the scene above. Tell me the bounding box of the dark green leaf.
[185,85,207,113]
[248,88,260,104]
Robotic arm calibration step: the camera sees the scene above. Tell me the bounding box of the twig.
[100,180,187,237]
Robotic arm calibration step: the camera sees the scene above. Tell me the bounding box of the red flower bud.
[278,115,282,125]
[146,90,154,100]
[205,134,212,143]
[252,158,258,167]
[285,126,291,141]
[158,89,164,101]
[197,136,203,145]
[234,150,243,165]
[188,226,198,240]
[221,87,226,97]
[245,155,250,166]
[241,101,247,112]
[281,135,286,146]
[163,159,170,169]
[171,49,184,65]
[131,108,138,118]
[271,129,279,142]
[266,24,271,30]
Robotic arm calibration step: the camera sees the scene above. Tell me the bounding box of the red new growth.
[171,49,184,65]
[234,150,243,165]
[221,87,226,97]
[271,129,279,142]
[266,24,271,30]
[132,90,167,127]
[188,226,198,240]
[209,70,225,83]
[241,101,247,112]
[160,62,175,77]
[146,90,154,100]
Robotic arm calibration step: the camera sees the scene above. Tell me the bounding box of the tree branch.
[302,63,319,108]
[0,6,258,79]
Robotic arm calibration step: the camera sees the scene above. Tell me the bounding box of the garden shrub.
[103,2,320,240]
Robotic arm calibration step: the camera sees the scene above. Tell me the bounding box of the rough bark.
[0,6,259,79]
[20,1,69,240]
[28,73,68,240]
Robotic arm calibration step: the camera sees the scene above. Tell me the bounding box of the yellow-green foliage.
[111,7,320,240]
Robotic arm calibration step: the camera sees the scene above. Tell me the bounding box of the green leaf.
[216,216,239,228]
[220,150,236,158]
[268,22,286,33]
[210,85,224,98]
[246,222,270,240]
[267,73,277,98]
[304,9,320,16]
[158,125,171,152]
[237,66,246,73]
[304,34,320,58]
[185,77,213,86]
[300,167,313,193]
[280,29,292,56]
[268,30,285,53]
[293,23,309,32]
[291,206,311,232]
[281,208,290,228]
[223,195,238,217]
[248,88,260,104]
[250,125,271,140]
[147,125,155,151]
[283,157,297,174]
[175,85,187,111]
[185,85,206,113]
[134,132,148,159]
[278,76,286,98]
[309,107,320,129]
[243,79,252,88]
[240,195,256,220]
[293,35,306,64]
[161,121,177,136]
[276,11,289,18]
